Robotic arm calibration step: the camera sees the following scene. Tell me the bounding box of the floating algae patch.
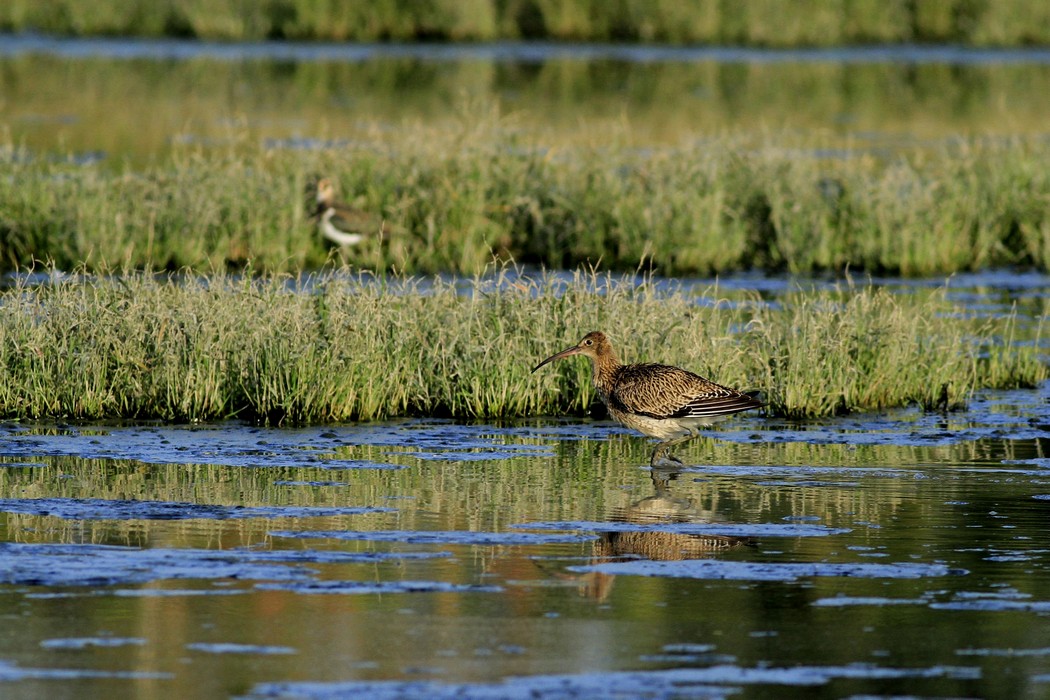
[343,422,561,461]
[401,447,553,461]
[309,421,594,449]
[680,464,918,479]
[567,560,962,582]
[0,423,408,470]
[243,663,980,700]
[930,600,1050,612]
[268,530,597,545]
[40,637,146,650]
[0,420,565,466]
[0,542,312,587]
[0,659,171,681]
[984,552,1035,562]
[26,589,250,599]
[223,549,450,564]
[245,676,729,700]
[953,588,1033,601]
[956,647,1050,657]
[0,498,394,520]
[511,521,851,537]
[186,643,296,655]
[740,386,1050,448]
[638,651,736,665]
[254,580,502,595]
[811,596,931,607]
[1011,457,1050,470]
[756,480,861,487]
[0,542,443,589]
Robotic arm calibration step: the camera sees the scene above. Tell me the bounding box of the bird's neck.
[590,354,620,401]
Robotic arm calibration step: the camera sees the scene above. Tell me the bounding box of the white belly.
[609,407,729,440]
[320,211,364,246]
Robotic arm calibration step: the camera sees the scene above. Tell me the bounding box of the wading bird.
[533,331,763,467]
[312,177,389,247]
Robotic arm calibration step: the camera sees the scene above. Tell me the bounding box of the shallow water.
[0,377,1048,699]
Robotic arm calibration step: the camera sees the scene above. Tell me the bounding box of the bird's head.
[532,331,611,373]
[315,178,336,205]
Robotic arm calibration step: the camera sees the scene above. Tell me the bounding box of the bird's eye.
[584,339,593,346]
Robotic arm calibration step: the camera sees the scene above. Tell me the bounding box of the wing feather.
[609,363,762,420]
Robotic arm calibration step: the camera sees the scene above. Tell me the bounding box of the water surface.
[0,377,1047,698]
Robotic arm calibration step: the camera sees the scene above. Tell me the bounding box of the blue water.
[5,34,1050,65]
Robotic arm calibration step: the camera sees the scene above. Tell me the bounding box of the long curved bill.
[531,344,583,373]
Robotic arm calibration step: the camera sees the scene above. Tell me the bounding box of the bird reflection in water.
[565,470,752,602]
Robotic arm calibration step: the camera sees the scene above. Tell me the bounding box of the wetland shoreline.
[0,268,1044,423]
[4,132,1050,276]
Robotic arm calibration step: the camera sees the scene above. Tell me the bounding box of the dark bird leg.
[649,468,675,493]
[651,441,685,468]
[650,430,702,468]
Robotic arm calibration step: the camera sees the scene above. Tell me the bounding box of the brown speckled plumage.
[533,331,763,467]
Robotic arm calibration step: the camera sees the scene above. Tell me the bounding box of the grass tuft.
[3,132,1050,277]
[0,266,1044,422]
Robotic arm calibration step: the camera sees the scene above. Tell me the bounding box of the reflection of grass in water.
[2,1,1049,45]
[0,267,1044,422]
[9,57,1050,161]
[0,433,1038,551]
[3,125,1050,275]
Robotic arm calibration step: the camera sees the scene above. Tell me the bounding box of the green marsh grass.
[3,130,1050,276]
[0,267,1044,422]
[4,0,1050,46]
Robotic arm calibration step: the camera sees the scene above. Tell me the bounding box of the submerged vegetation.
[3,0,1050,46]
[0,268,1043,423]
[3,128,1050,277]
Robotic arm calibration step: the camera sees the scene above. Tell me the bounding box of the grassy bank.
[3,0,1050,46]
[0,267,1044,422]
[3,130,1050,276]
